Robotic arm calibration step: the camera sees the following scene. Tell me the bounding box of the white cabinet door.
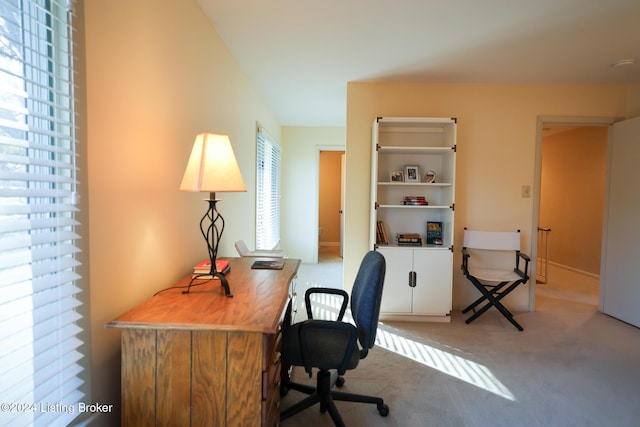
[378,247,453,316]
[412,249,453,315]
[377,247,413,313]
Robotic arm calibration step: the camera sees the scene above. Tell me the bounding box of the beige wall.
[319,151,343,245]
[83,0,280,423]
[626,84,640,117]
[540,126,607,276]
[345,82,635,311]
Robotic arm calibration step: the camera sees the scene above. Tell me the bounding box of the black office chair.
[280,250,389,426]
[461,228,531,331]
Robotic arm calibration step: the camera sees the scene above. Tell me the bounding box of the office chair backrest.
[350,251,386,357]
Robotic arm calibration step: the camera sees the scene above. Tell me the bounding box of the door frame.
[316,145,346,260]
[530,115,619,311]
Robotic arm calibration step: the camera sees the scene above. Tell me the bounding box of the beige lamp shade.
[180,133,247,193]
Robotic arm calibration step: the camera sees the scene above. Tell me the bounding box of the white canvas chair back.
[463,230,521,251]
[462,229,522,281]
[461,229,529,330]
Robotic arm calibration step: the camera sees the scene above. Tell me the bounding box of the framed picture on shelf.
[390,171,404,182]
[424,170,436,183]
[404,165,420,183]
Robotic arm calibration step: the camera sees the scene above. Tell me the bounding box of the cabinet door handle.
[409,271,417,287]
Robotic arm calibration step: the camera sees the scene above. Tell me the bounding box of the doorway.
[532,118,613,311]
[318,149,345,263]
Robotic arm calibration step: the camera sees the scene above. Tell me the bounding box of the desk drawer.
[262,332,282,426]
[262,332,282,395]
[262,362,281,426]
[263,332,281,369]
[261,291,294,426]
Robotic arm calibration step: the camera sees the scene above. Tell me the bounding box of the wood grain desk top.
[106,257,300,334]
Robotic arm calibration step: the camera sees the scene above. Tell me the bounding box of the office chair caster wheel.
[377,403,389,417]
[335,376,345,387]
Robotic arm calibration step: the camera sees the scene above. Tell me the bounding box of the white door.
[412,249,453,315]
[601,117,640,327]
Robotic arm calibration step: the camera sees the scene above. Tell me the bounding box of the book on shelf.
[376,221,389,245]
[426,221,443,245]
[402,196,428,206]
[251,260,285,270]
[397,242,423,246]
[396,233,422,246]
[193,259,231,277]
[398,233,420,238]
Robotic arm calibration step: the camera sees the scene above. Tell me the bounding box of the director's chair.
[461,229,531,331]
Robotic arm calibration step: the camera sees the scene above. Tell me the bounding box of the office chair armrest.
[305,287,349,321]
[297,320,358,376]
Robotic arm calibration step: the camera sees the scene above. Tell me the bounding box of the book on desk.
[192,259,230,277]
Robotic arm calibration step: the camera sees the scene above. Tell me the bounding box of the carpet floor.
[281,250,640,426]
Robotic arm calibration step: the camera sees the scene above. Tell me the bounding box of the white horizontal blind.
[256,126,281,250]
[0,1,84,426]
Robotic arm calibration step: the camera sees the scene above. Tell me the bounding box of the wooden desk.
[107,257,300,427]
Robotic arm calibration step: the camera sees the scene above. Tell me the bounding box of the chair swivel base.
[281,370,389,427]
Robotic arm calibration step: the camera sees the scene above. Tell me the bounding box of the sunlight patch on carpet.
[375,324,516,400]
[302,289,516,401]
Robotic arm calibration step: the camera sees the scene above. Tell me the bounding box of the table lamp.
[180,133,247,296]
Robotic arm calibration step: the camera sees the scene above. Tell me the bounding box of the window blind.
[256,126,281,250]
[0,1,84,426]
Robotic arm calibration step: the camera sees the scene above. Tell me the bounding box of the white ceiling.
[198,0,640,127]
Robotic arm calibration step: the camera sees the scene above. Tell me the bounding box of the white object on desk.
[235,240,286,258]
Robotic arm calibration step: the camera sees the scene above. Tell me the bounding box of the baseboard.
[542,260,600,280]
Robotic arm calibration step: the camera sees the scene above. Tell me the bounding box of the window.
[256,125,281,250]
[0,1,84,426]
